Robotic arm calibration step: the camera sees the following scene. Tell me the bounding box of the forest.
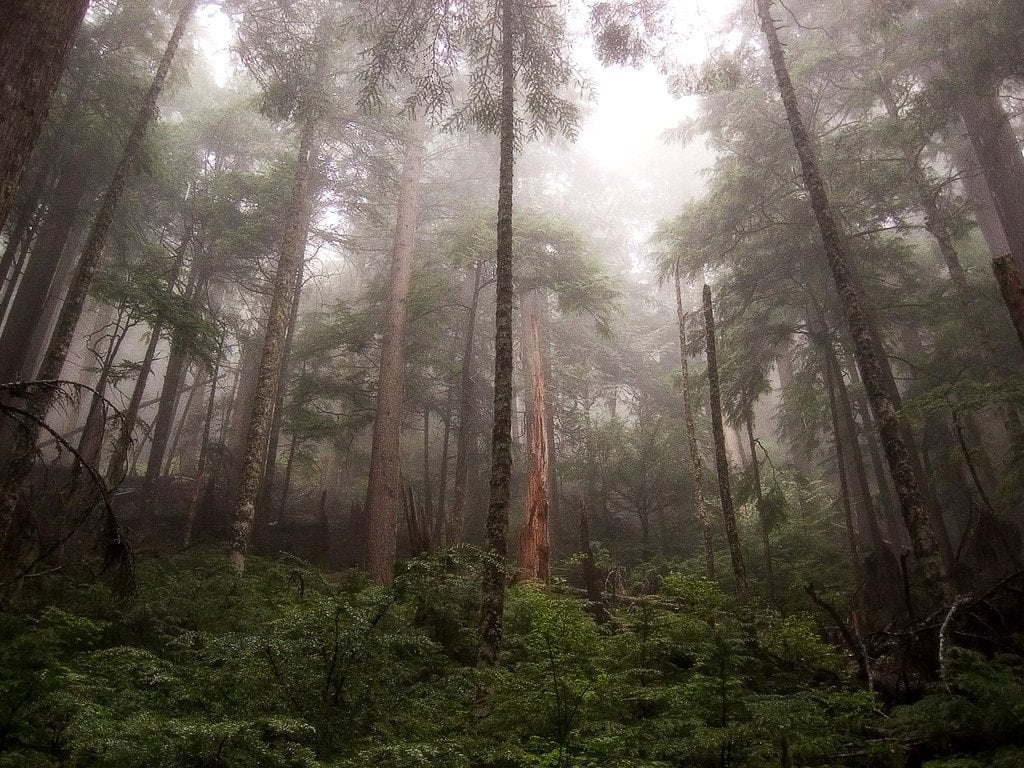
[1,0,1023,765]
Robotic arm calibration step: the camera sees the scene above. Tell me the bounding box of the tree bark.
[674,270,715,579]
[479,0,516,665]
[448,261,483,545]
[956,90,1024,274]
[0,0,198,559]
[745,412,775,602]
[517,290,551,583]
[703,284,748,599]
[993,255,1024,352]
[754,0,954,601]
[229,118,317,575]
[364,107,427,584]
[0,170,87,383]
[0,0,90,229]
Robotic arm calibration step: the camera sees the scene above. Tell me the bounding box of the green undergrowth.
[0,550,1020,767]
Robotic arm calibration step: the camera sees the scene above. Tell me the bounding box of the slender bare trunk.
[703,284,748,599]
[364,108,427,584]
[674,270,715,579]
[745,412,775,602]
[448,261,483,545]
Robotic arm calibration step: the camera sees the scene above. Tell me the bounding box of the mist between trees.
[1,0,1023,766]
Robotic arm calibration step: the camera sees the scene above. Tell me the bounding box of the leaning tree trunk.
[0,0,198,559]
[478,0,516,666]
[448,261,484,545]
[0,0,90,228]
[363,108,427,585]
[754,0,954,601]
[674,269,715,579]
[703,284,748,599]
[517,290,551,583]
[229,119,317,576]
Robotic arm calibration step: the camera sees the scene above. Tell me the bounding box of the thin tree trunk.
[0,0,91,228]
[260,254,305,521]
[433,385,453,545]
[517,290,551,583]
[448,261,483,546]
[0,0,198,558]
[703,284,748,599]
[674,269,715,579]
[229,118,317,575]
[279,431,299,518]
[822,341,865,587]
[754,0,954,600]
[479,0,516,665]
[183,339,222,547]
[104,233,191,482]
[77,314,131,468]
[745,412,775,603]
[364,108,427,584]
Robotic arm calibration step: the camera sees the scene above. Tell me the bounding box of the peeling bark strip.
[702,284,748,599]
[0,0,200,559]
[364,108,428,585]
[229,119,317,576]
[517,291,551,583]
[478,0,516,667]
[674,270,714,580]
[0,0,90,228]
[753,0,954,601]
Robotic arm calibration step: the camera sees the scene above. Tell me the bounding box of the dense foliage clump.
[2,552,1021,767]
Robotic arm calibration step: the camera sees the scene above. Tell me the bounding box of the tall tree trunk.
[478,0,515,665]
[183,338,222,547]
[754,0,954,600]
[956,90,1024,274]
[0,0,198,558]
[517,290,551,583]
[363,108,427,584]
[745,411,775,602]
[77,314,131,468]
[674,270,715,579]
[260,254,305,522]
[422,407,433,538]
[0,170,87,383]
[821,339,866,587]
[432,385,453,545]
[703,284,748,599]
[448,261,483,545]
[0,0,90,228]
[229,118,317,575]
[993,255,1024,352]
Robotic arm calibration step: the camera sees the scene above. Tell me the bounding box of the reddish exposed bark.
[993,255,1024,352]
[517,291,551,583]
